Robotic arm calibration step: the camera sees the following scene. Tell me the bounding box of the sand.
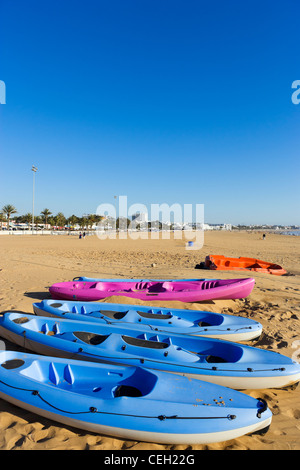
[0,230,299,450]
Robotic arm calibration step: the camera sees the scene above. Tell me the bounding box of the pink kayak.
[49,278,255,302]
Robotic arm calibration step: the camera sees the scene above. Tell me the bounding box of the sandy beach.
[0,230,299,450]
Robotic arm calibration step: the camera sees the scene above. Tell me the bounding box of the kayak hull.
[49,278,255,302]
[1,312,299,390]
[0,351,272,444]
[205,255,287,276]
[73,277,210,282]
[33,299,263,342]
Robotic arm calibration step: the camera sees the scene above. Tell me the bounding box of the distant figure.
[83,231,86,239]
[79,232,82,239]
[262,233,266,240]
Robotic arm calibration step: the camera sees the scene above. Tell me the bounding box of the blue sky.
[0,0,299,225]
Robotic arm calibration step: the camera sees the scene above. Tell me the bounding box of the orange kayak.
[205,255,287,276]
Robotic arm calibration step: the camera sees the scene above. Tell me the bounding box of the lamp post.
[114,195,118,231]
[32,165,37,233]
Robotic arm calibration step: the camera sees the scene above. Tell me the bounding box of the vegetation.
[0,212,5,230]
[1,204,298,232]
[1,205,106,230]
[40,208,52,225]
[2,204,17,229]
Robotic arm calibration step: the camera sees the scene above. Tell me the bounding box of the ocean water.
[280,230,300,236]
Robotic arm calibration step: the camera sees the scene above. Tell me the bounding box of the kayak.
[2,312,299,390]
[0,351,272,444]
[74,277,210,282]
[49,278,255,302]
[205,255,287,276]
[33,299,263,342]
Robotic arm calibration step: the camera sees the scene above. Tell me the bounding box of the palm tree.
[40,208,52,226]
[55,212,66,228]
[0,212,5,230]
[22,213,32,227]
[34,216,42,229]
[87,214,96,230]
[67,214,78,229]
[2,204,17,230]
[79,217,87,230]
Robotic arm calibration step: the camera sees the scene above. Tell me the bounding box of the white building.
[131,212,148,223]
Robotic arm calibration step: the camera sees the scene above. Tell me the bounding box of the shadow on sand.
[24,291,52,301]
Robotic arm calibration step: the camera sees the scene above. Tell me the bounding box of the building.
[131,212,148,223]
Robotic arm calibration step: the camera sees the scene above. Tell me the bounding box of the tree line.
[0,205,174,231]
[0,205,105,229]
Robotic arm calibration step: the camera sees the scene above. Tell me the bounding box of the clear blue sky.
[0,0,299,225]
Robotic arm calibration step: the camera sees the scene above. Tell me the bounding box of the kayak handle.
[257,398,268,418]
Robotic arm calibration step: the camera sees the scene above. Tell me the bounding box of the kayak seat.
[73,332,110,345]
[122,335,169,349]
[12,316,30,324]
[198,321,212,327]
[137,311,172,320]
[206,355,228,363]
[112,367,159,398]
[147,285,167,293]
[1,359,25,370]
[100,310,127,320]
[113,385,143,398]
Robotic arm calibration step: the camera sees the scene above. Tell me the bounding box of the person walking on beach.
[79,232,82,239]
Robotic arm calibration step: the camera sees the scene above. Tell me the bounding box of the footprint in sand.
[285,408,300,420]
[254,332,275,348]
[277,340,289,348]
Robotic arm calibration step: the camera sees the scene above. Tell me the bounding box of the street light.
[114,195,118,216]
[32,165,37,233]
[114,195,118,232]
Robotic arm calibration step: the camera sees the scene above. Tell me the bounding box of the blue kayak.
[33,299,263,342]
[1,312,299,390]
[0,350,272,444]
